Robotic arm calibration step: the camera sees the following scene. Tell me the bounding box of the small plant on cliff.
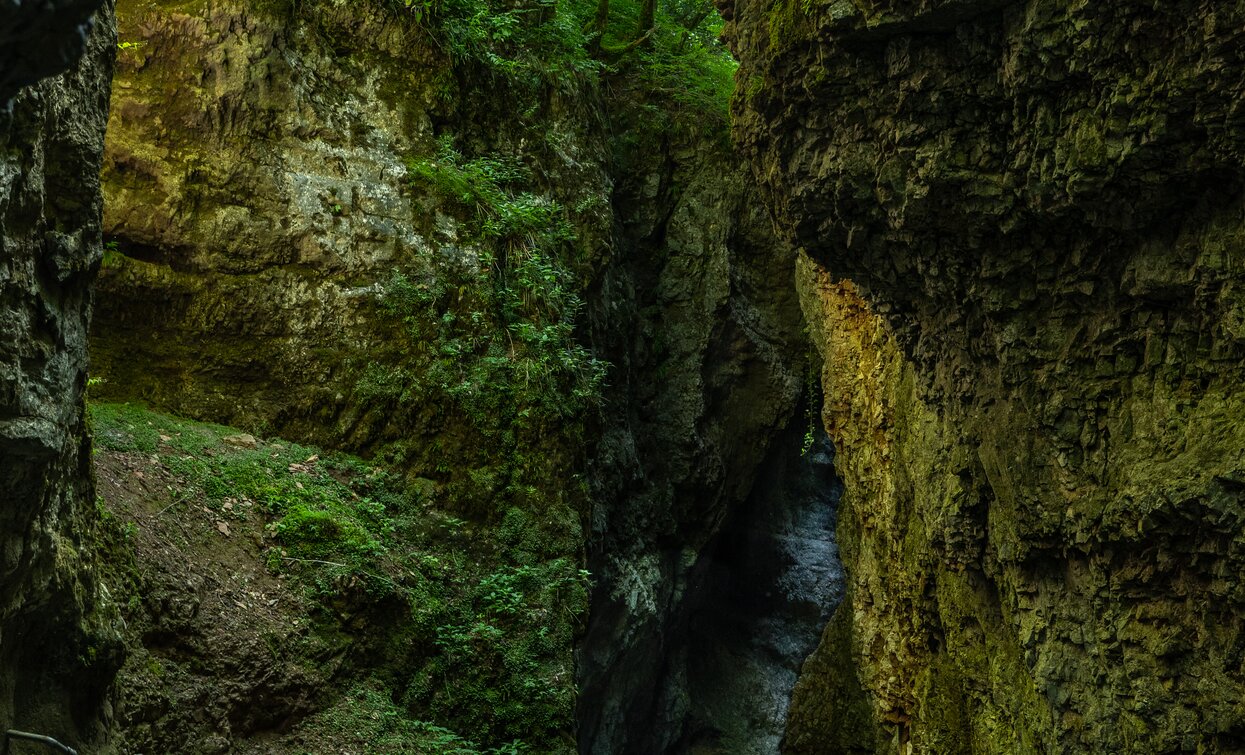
[800,358,822,456]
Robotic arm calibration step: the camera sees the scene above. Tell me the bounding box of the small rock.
[223,433,258,449]
[216,521,231,536]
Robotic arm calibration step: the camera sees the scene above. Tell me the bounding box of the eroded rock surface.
[726,0,1245,752]
[0,0,119,745]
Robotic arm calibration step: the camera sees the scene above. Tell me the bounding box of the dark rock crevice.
[677,420,843,754]
[576,394,846,755]
[0,0,103,105]
[576,137,808,753]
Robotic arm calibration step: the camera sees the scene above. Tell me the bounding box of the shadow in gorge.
[676,420,844,753]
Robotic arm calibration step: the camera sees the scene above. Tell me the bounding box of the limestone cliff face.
[0,0,119,746]
[96,0,509,450]
[726,0,1245,752]
[93,0,810,748]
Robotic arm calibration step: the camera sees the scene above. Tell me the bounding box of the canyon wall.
[0,0,120,746]
[726,0,1245,752]
[91,0,814,748]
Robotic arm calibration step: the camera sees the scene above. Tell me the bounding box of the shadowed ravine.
[678,427,844,753]
[577,414,845,754]
[8,0,1245,753]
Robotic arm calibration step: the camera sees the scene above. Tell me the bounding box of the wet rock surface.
[726,0,1245,752]
[678,427,843,753]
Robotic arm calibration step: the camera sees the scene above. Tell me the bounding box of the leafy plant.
[396,0,734,132]
[391,135,607,437]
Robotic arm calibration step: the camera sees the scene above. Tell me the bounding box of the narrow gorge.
[3,0,1245,753]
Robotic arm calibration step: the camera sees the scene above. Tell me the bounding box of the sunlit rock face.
[0,0,121,747]
[727,1,1245,752]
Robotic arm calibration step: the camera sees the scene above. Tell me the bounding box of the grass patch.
[90,401,589,751]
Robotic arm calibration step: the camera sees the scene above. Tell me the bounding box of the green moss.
[802,606,879,753]
[767,0,814,53]
[914,655,970,752]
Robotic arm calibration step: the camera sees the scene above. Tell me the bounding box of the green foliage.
[801,355,822,456]
[403,0,597,84]
[297,683,531,754]
[358,148,600,726]
[410,556,590,743]
[587,0,736,135]
[389,136,606,437]
[397,0,735,130]
[632,31,736,132]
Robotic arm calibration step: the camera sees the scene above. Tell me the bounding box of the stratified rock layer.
[0,0,119,746]
[726,0,1245,752]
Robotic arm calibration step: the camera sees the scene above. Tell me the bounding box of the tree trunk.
[590,0,609,52]
[638,0,655,40]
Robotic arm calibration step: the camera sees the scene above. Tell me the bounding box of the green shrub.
[394,0,734,131]
[393,136,607,438]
